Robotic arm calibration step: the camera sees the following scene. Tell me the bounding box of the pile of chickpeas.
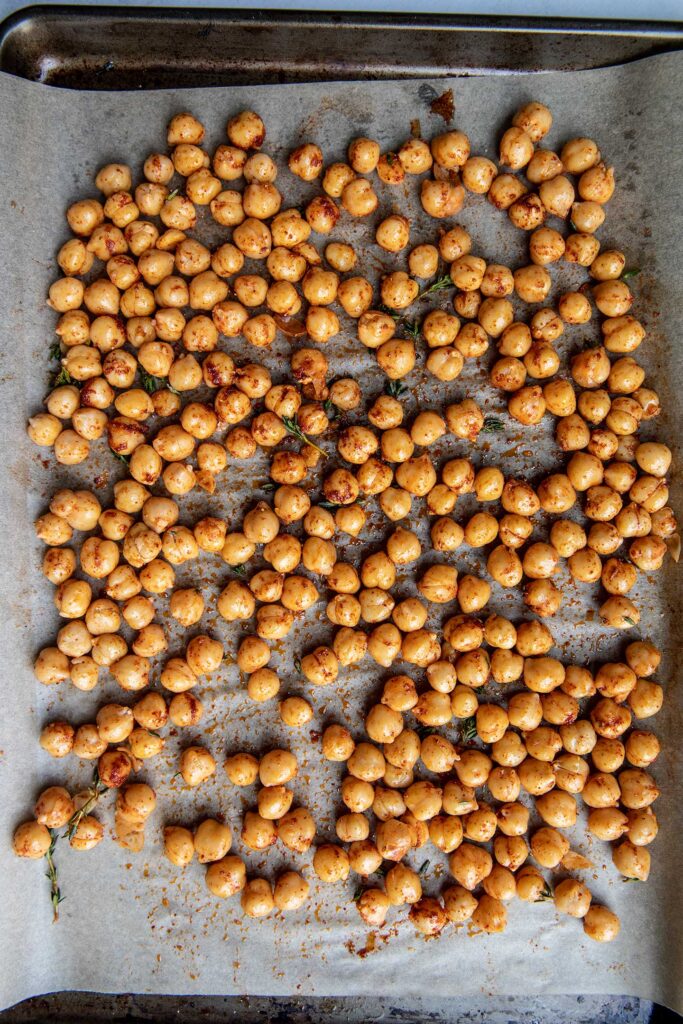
[15,99,675,944]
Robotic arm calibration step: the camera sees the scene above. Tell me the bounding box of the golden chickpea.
[582,905,621,943]
[626,807,658,846]
[40,720,74,761]
[342,177,379,217]
[241,878,274,919]
[452,154,495,194]
[178,746,216,788]
[12,821,52,859]
[420,178,464,218]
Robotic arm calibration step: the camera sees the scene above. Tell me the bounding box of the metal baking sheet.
[0,21,681,1024]
[0,7,682,88]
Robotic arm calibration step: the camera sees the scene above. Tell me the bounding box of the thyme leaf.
[418,859,431,876]
[231,564,247,578]
[48,342,62,362]
[481,416,504,433]
[294,658,302,674]
[352,886,363,902]
[624,616,636,627]
[535,884,554,902]
[620,268,641,281]
[52,367,74,388]
[282,416,327,458]
[166,188,180,202]
[318,499,340,510]
[112,452,130,465]
[622,875,642,883]
[384,380,408,399]
[140,370,180,395]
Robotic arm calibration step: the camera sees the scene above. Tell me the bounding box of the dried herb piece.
[231,564,247,578]
[481,416,504,433]
[352,886,364,902]
[166,188,180,202]
[624,617,636,627]
[318,499,341,511]
[44,830,63,922]
[112,452,130,465]
[282,416,327,458]
[261,481,276,492]
[294,658,302,674]
[140,370,179,395]
[410,118,422,139]
[535,884,554,902]
[385,380,408,399]
[48,342,62,363]
[52,367,74,388]
[620,268,641,281]
[418,859,431,876]
[430,89,455,124]
[622,876,642,883]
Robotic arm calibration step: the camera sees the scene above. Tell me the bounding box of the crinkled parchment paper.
[0,51,681,1013]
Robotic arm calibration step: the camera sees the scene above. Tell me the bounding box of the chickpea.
[178,746,215,788]
[627,807,658,847]
[241,878,275,919]
[584,905,621,942]
[313,844,350,883]
[13,821,52,859]
[421,178,464,218]
[342,177,379,217]
[508,193,545,231]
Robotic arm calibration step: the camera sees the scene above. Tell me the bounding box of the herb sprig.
[460,717,478,743]
[282,416,327,458]
[418,275,452,300]
[44,831,63,922]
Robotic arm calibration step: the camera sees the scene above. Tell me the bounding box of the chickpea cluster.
[312,630,661,941]
[16,100,674,946]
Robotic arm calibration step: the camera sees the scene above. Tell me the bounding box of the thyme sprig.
[282,416,327,458]
[49,342,62,362]
[64,769,107,841]
[418,274,452,300]
[44,831,63,922]
[460,717,478,743]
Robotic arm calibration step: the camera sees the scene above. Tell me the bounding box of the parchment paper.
[0,52,681,1013]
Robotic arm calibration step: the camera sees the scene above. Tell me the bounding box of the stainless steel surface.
[0,991,656,1023]
[0,6,681,88]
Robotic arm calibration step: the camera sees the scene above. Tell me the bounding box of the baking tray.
[0,6,682,88]
[0,7,680,1024]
